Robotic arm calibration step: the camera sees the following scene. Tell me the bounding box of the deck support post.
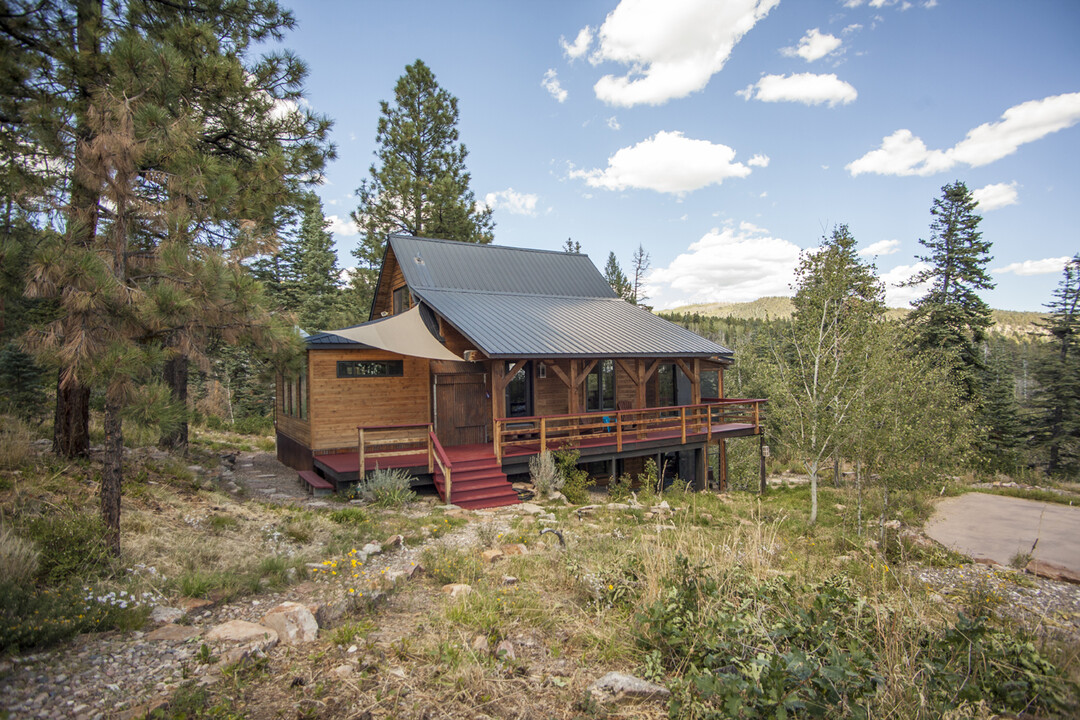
[357,428,366,481]
[694,446,706,491]
[719,439,728,491]
[759,433,767,494]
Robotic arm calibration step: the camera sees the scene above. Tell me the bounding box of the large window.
[656,363,675,407]
[505,361,533,417]
[282,371,307,419]
[337,360,404,378]
[585,359,615,412]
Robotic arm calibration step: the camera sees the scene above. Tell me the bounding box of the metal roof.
[415,288,732,359]
[389,235,617,299]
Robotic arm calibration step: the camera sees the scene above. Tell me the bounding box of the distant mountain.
[669,297,1047,338]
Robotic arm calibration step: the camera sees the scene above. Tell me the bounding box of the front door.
[434,372,490,446]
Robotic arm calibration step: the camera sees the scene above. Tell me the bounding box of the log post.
[759,433,767,494]
[358,428,366,481]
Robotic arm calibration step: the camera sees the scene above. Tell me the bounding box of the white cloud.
[541,69,568,103]
[606,116,621,130]
[880,261,931,307]
[972,181,1019,211]
[484,188,539,216]
[858,238,900,256]
[326,214,358,237]
[781,28,842,62]
[843,23,863,33]
[847,92,1080,176]
[994,257,1071,276]
[738,73,857,107]
[588,0,780,107]
[646,224,802,308]
[569,131,755,194]
[747,153,770,167]
[561,26,593,59]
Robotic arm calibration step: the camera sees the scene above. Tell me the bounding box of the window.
[337,360,404,378]
[656,363,675,407]
[585,359,615,412]
[281,371,307,419]
[701,370,719,400]
[393,286,409,315]
[505,361,533,417]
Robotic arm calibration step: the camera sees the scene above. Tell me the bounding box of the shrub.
[360,467,416,507]
[554,448,591,504]
[0,415,33,470]
[0,525,39,585]
[607,474,635,502]
[529,451,563,496]
[24,511,111,585]
[0,582,152,653]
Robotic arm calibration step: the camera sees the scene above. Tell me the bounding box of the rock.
[383,534,404,549]
[589,672,670,703]
[835,503,847,511]
[576,505,598,515]
[387,667,407,679]
[177,597,214,613]
[149,606,184,624]
[517,503,545,515]
[186,465,204,474]
[481,548,504,563]
[441,583,472,598]
[331,664,354,679]
[261,602,319,644]
[221,644,268,667]
[606,503,631,511]
[500,543,528,556]
[470,635,490,654]
[974,557,1000,567]
[1026,559,1080,585]
[655,500,672,513]
[145,625,202,642]
[494,640,515,661]
[547,491,568,504]
[519,516,535,528]
[361,542,382,556]
[502,575,519,586]
[205,620,278,652]
[883,520,901,530]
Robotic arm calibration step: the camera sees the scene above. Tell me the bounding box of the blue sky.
[276,0,1080,311]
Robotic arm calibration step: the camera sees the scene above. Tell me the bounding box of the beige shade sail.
[325,305,465,362]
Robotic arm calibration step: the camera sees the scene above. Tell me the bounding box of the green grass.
[969,485,1080,507]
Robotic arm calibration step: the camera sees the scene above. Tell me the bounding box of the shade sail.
[324,305,465,362]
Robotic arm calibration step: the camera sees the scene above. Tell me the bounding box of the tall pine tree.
[603,251,632,301]
[1030,255,1080,476]
[350,60,494,315]
[905,181,994,402]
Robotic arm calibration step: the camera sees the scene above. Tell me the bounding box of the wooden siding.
[535,360,570,416]
[308,348,431,451]
[371,246,408,318]
[439,321,480,357]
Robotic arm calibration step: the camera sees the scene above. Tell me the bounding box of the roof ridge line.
[390,234,588,257]
[412,286,625,301]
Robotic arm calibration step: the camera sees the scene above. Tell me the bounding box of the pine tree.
[905,181,994,402]
[1030,255,1080,476]
[350,60,494,316]
[603,252,632,301]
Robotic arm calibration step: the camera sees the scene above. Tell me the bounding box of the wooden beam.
[614,359,638,385]
[692,358,702,405]
[718,367,725,399]
[497,359,528,393]
[568,359,578,414]
[642,359,661,383]
[575,359,598,386]
[490,361,504,424]
[545,361,571,388]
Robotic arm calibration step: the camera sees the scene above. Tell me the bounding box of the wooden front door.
[434,372,490,446]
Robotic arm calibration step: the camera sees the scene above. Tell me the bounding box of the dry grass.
[0,415,33,470]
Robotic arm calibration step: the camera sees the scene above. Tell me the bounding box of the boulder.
[149,606,184,624]
[500,543,528,556]
[205,620,278,652]
[331,664,354,679]
[481,549,504,564]
[361,542,382,556]
[441,583,473,598]
[470,635,490,654]
[177,597,214,613]
[261,602,319,644]
[517,503,545,515]
[589,672,670,704]
[383,534,404,549]
[1025,559,1080,585]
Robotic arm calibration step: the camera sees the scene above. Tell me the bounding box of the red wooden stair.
[434,445,519,509]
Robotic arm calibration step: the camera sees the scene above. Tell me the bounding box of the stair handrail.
[428,431,454,505]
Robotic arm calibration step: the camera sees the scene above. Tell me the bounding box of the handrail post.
[494,419,502,463]
[754,402,760,432]
[707,404,713,442]
[427,432,434,474]
[540,417,547,453]
[616,412,623,452]
[358,428,366,481]
[446,467,452,506]
[680,407,686,444]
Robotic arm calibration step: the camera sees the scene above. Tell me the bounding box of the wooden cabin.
[276,235,764,508]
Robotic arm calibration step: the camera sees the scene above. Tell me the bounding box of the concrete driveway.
[925,492,1080,574]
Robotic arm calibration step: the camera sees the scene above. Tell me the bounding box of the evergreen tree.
[603,251,632,301]
[351,60,494,316]
[763,225,884,525]
[563,238,581,253]
[977,347,1023,473]
[1030,255,1080,476]
[905,181,994,402]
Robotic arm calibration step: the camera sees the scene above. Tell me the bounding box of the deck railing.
[492,398,764,462]
[428,431,453,505]
[356,422,434,477]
